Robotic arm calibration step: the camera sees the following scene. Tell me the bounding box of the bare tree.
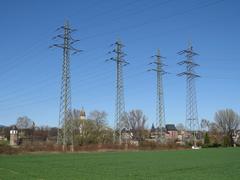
[88,110,107,128]
[200,119,210,131]
[16,116,34,130]
[214,109,240,146]
[124,109,147,140]
[16,116,35,140]
[72,109,81,121]
[88,110,108,144]
[72,109,82,134]
[176,123,185,131]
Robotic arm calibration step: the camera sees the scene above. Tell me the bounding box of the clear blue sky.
[0,0,239,128]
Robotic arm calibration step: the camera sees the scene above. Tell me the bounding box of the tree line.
[200,109,240,147]
[1,108,240,148]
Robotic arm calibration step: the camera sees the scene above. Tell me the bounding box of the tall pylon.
[177,42,200,146]
[50,21,81,151]
[107,40,129,145]
[148,49,167,141]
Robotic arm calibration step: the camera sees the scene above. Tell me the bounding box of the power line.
[0,0,232,128]
[81,0,172,31]
[0,0,225,85]
[1,34,238,109]
[80,0,225,41]
[0,48,239,111]
[0,0,224,83]
[0,65,147,113]
[0,69,147,114]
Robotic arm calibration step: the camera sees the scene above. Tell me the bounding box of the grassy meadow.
[0,148,239,180]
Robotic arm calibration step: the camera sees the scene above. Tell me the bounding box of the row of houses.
[121,123,191,146]
[1,123,184,146]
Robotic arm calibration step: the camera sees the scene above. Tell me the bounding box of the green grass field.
[0,148,240,180]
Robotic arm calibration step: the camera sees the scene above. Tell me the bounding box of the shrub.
[223,135,231,147]
[0,144,19,154]
[204,132,210,145]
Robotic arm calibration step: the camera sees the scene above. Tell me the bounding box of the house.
[165,124,178,140]
[149,124,165,140]
[121,128,141,146]
[233,130,240,146]
[121,128,133,142]
[150,124,178,140]
[150,124,158,139]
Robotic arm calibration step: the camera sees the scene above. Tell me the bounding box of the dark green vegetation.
[0,148,240,180]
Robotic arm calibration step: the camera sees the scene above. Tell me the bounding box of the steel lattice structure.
[107,40,129,144]
[50,21,81,151]
[149,49,167,141]
[177,43,200,146]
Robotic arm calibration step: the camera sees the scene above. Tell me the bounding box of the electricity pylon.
[177,42,200,147]
[148,49,167,142]
[50,21,81,151]
[107,40,129,145]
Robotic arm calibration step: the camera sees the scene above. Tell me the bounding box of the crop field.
[0,148,240,180]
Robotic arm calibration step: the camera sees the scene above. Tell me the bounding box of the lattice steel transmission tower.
[107,40,129,145]
[177,43,200,146]
[50,21,81,151]
[148,49,167,141]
